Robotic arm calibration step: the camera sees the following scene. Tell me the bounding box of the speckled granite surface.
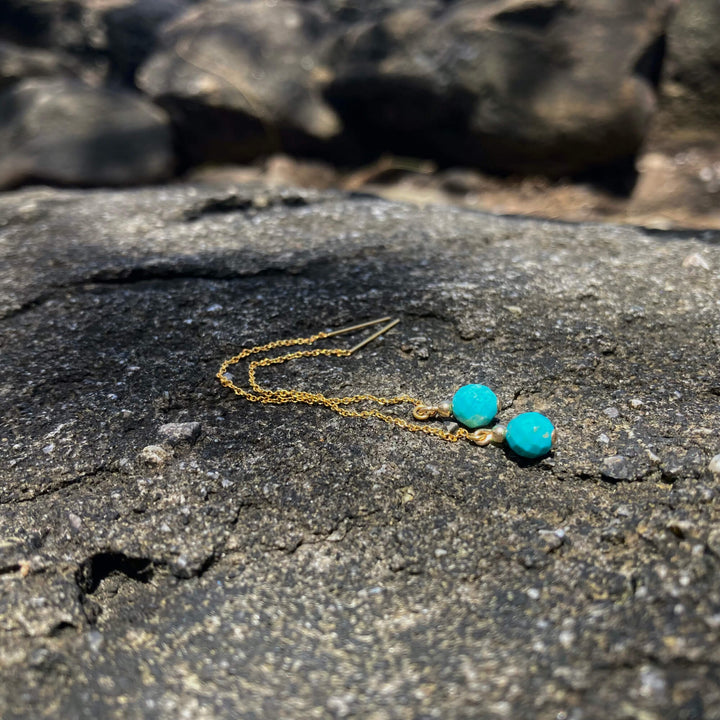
[1,184,719,719]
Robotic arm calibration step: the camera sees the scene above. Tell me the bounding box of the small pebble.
[708,454,720,475]
[139,444,171,467]
[603,406,619,418]
[87,630,104,654]
[158,422,201,447]
[600,455,634,481]
[682,253,710,270]
[707,528,720,557]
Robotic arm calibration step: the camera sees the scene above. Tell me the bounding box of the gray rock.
[0,0,111,85]
[709,453,720,475]
[1,184,720,717]
[104,0,191,86]
[600,455,639,482]
[138,0,341,164]
[136,0,673,175]
[325,0,671,175]
[660,0,720,135]
[158,422,202,446]
[0,40,79,91]
[138,444,172,466]
[0,77,174,189]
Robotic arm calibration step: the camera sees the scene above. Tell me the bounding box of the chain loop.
[217,326,474,444]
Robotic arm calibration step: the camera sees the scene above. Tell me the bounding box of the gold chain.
[216,320,491,445]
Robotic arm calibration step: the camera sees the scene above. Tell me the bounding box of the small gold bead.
[551,429,558,447]
[491,424,507,443]
[437,400,453,418]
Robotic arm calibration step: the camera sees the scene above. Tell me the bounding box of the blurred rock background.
[0,0,719,228]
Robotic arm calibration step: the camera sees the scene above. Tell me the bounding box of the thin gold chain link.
[217,329,476,444]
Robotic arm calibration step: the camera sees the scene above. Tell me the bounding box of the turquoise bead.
[506,412,554,458]
[451,384,498,429]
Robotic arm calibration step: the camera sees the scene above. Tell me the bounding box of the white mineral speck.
[708,454,720,475]
[682,253,710,270]
[139,444,171,466]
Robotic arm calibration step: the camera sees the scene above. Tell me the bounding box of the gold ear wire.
[322,316,393,339]
[347,318,400,354]
[318,316,400,354]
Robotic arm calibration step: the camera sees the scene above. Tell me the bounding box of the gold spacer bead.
[437,400,453,418]
[491,424,507,443]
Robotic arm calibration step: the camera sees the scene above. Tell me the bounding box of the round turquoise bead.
[451,384,498,429]
[506,412,554,458]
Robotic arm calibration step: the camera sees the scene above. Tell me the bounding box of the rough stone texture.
[324,0,671,175]
[0,39,80,90]
[138,0,342,164]
[1,183,720,718]
[658,0,720,139]
[136,0,673,174]
[104,0,191,86]
[0,0,715,188]
[0,78,174,189]
[0,0,117,86]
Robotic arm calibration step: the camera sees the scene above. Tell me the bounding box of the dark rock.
[325,0,673,175]
[0,0,67,47]
[104,0,191,86]
[0,0,111,85]
[158,421,202,446]
[136,0,673,175]
[600,455,646,482]
[0,40,80,91]
[659,0,720,137]
[0,77,174,189]
[1,184,720,717]
[0,0,186,89]
[138,0,341,165]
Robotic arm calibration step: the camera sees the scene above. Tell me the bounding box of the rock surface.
[104,0,191,86]
[0,78,174,188]
[1,183,720,718]
[138,0,342,164]
[0,39,80,90]
[137,0,672,174]
[0,0,719,188]
[658,0,720,138]
[324,0,670,174]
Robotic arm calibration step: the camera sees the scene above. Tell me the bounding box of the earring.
[217,317,556,459]
[414,384,555,459]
